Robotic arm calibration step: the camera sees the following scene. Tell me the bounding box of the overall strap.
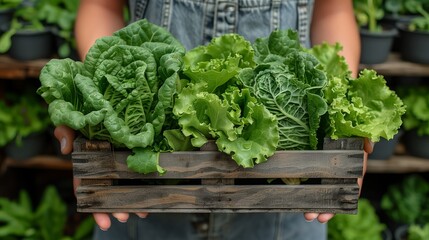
[132,0,149,22]
[161,0,172,29]
[271,0,281,31]
[297,0,309,45]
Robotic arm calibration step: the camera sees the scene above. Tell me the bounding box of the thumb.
[54,125,75,155]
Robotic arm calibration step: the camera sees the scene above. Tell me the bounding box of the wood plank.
[0,55,50,80]
[367,155,429,173]
[359,53,429,77]
[75,184,359,214]
[2,156,72,171]
[72,150,364,179]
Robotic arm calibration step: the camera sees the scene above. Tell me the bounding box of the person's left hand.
[303,138,373,223]
[54,125,148,231]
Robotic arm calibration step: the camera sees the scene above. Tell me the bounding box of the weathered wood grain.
[72,137,364,213]
[72,150,364,179]
[76,183,359,214]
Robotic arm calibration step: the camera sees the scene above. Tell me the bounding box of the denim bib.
[128,0,314,50]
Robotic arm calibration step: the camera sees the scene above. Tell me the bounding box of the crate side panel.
[72,150,363,179]
[75,184,359,213]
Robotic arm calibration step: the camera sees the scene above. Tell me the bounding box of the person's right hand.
[54,125,148,231]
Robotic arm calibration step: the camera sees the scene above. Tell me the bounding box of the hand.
[54,125,148,231]
[303,138,374,223]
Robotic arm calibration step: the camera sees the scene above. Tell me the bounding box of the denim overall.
[94,1,327,239]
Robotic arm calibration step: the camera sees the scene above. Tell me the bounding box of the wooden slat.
[76,184,359,214]
[72,150,364,179]
[359,53,429,77]
[0,55,50,80]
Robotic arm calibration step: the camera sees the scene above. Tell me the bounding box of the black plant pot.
[0,8,14,33]
[397,23,429,64]
[383,227,393,240]
[381,14,417,52]
[8,28,54,60]
[403,130,429,159]
[369,130,403,160]
[5,132,47,161]
[394,225,408,240]
[360,28,398,64]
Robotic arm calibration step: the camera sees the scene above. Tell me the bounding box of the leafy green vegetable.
[310,43,405,142]
[397,86,429,135]
[353,0,385,32]
[38,18,405,174]
[0,0,22,10]
[240,29,327,150]
[328,199,386,240]
[381,175,429,225]
[0,186,94,240]
[0,92,51,147]
[174,34,278,167]
[37,19,185,174]
[404,0,429,32]
[408,223,429,240]
[183,33,255,93]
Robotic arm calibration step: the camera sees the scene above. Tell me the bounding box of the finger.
[303,212,319,222]
[317,213,335,223]
[93,213,112,231]
[73,178,81,194]
[112,212,130,223]
[54,125,75,154]
[363,138,374,154]
[136,212,149,218]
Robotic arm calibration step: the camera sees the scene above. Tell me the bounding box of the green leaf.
[327,69,405,142]
[183,33,255,93]
[127,148,165,174]
[38,19,185,174]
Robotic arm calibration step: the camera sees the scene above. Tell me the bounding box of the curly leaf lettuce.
[174,34,278,167]
[37,19,185,174]
[183,33,256,93]
[397,86,429,136]
[173,83,278,167]
[310,43,406,142]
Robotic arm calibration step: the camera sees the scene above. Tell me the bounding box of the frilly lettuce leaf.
[398,86,429,135]
[173,83,278,167]
[183,33,255,93]
[310,43,405,142]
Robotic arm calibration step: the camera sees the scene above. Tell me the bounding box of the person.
[55,0,373,239]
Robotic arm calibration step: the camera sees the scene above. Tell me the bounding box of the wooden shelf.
[359,53,429,77]
[2,155,72,171]
[367,155,429,174]
[0,55,50,80]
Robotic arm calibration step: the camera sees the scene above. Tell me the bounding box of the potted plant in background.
[397,86,429,159]
[395,0,429,64]
[37,0,80,59]
[353,0,398,64]
[0,0,55,60]
[369,128,404,160]
[0,92,51,160]
[0,185,94,240]
[328,198,391,240]
[381,175,429,240]
[0,0,22,33]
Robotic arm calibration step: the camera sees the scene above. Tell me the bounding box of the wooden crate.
[72,137,364,214]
